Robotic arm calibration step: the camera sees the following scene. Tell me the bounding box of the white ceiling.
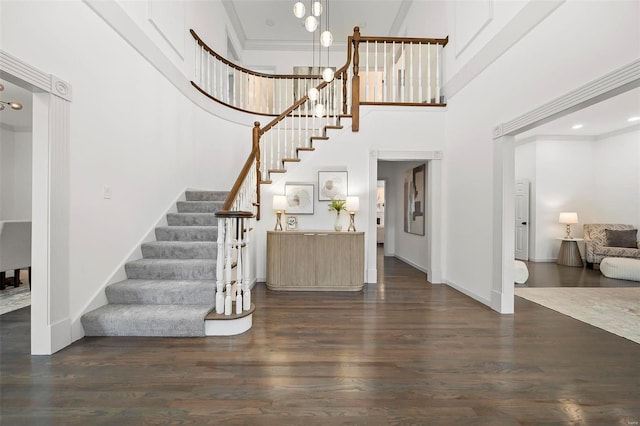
[223,0,410,50]
[515,87,640,141]
[0,79,32,132]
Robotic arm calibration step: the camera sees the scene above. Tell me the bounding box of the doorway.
[1,51,72,354]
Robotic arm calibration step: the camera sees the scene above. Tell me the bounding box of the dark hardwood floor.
[1,254,639,425]
[521,261,640,288]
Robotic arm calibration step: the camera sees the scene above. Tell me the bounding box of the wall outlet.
[103,185,112,199]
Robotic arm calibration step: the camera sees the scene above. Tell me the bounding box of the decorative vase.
[334,211,342,231]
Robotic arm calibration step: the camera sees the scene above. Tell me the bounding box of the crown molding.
[221,0,247,50]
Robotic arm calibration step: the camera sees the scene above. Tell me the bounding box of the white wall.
[593,128,640,226]
[0,1,251,336]
[440,0,639,304]
[0,127,32,220]
[515,128,640,262]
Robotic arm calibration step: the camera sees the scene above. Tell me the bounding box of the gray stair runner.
[81,190,227,337]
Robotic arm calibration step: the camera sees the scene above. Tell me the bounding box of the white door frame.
[369,150,443,284]
[1,50,72,354]
[492,59,640,314]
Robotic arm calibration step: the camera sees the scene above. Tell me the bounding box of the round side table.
[556,238,584,267]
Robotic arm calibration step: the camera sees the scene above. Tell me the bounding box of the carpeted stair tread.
[105,279,215,305]
[177,201,224,213]
[167,213,218,226]
[81,304,213,337]
[141,241,217,259]
[125,259,216,280]
[185,190,228,201]
[155,226,218,242]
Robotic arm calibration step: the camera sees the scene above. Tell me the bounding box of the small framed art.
[284,183,314,214]
[286,215,298,230]
[318,171,348,201]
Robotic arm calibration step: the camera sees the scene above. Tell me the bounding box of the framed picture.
[318,171,348,201]
[284,183,314,214]
[404,164,426,235]
[286,215,298,230]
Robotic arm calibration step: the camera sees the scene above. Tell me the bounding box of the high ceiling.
[0,79,32,131]
[222,0,410,50]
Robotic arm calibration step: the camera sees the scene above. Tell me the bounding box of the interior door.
[515,180,530,261]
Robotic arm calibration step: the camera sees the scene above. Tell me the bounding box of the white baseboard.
[394,254,429,274]
[443,279,492,309]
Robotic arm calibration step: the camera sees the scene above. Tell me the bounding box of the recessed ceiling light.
[571,124,583,130]
[628,116,640,122]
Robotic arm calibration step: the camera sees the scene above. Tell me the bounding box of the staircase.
[81,190,227,337]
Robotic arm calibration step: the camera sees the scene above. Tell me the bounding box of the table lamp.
[346,196,360,232]
[559,212,578,239]
[273,195,287,231]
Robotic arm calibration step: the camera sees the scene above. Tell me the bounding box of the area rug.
[515,288,640,344]
[0,285,31,315]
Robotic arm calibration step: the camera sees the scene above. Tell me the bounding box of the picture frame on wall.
[286,215,298,230]
[318,171,348,201]
[284,183,314,214]
[404,164,426,236]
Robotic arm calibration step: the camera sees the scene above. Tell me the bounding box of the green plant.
[328,198,347,212]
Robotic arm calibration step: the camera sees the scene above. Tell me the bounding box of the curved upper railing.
[191,29,325,116]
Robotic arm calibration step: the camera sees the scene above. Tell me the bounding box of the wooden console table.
[267,231,364,291]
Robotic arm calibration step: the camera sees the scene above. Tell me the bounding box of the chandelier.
[0,83,24,111]
[292,0,333,116]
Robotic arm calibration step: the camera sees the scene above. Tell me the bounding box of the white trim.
[596,123,640,141]
[496,59,640,138]
[454,0,493,58]
[446,1,564,100]
[1,49,73,355]
[205,314,252,336]
[394,254,428,274]
[0,122,31,133]
[444,279,491,307]
[493,59,640,315]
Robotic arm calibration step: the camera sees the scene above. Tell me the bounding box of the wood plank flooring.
[1,255,639,425]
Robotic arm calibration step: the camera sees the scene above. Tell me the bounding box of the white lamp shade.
[320,30,333,47]
[304,15,318,32]
[308,87,319,101]
[322,67,334,82]
[273,195,288,211]
[558,212,578,224]
[293,1,305,18]
[346,196,360,212]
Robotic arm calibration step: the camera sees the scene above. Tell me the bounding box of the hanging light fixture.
[304,15,318,32]
[314,103,325,117]
[321,0,334,83]
[0,83,24,111]
[312,1,323,16]
[293,1,306,18]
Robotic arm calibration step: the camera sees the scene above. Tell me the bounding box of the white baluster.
[418,44,423,103]
[215,217,225,314]
[365,41,369,102]
[235,218,243,314]
[243,218,251,310]
[224,283,232,315]
[392,42,396,102]
[374,40,378,102]
[427,43,432,103]
[409,43,414,103]
[383,42,387,102]
[436,44,441,104]
[401,42,405,103]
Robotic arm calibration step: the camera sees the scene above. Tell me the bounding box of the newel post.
[351,26,361,132]
[253,121,262,220]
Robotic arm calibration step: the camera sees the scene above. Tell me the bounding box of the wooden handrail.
[260,37,353,136]
[191,29,322,80]
[358,35,449,46]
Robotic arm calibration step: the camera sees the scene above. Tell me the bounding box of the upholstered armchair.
[583,224,640,268]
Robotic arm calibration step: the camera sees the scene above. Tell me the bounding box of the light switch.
[103,185,112,199]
